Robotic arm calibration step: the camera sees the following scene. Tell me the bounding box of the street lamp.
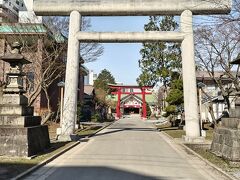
[57,81,65,128]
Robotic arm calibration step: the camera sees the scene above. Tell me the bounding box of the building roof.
[0,23,47,34]
[80,65,89,76]
[0,23,66,43]
[108,84,153,89]
[196,71,239,83]
[107,94,157,105]
[120,94,143,104]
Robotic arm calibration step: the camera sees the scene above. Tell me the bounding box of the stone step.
[222,118,240,129]
[0,105,33,116]
[0,115,41,127]
[0,125,50,157]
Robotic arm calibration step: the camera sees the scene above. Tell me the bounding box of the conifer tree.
[94,69,116,93]
[137,16,181,87]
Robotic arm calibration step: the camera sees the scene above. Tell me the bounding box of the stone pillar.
[60,11,81,141]
[181,10,201,141]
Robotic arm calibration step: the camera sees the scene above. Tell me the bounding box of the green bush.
[163,105,177,117]
[146,103,152,118]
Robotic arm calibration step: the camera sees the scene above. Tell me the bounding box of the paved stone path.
[24,117,228,180]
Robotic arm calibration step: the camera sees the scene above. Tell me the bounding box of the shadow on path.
[94,127,157,137]
[32,166,182,180]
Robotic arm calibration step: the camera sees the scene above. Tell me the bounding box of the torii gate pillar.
[181,10,201,140]
[58,11,81,141]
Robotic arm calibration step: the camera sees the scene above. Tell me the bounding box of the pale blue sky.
[84,16,209,84]
[85,16,149,84]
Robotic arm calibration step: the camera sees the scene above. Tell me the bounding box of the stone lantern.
[0,42,50,157]
[3,42,30,94]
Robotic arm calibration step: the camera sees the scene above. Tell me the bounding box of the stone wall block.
[212,133,219,143]
[27,125,50,156]
[0,116,41,127]
[1,95,28,105]
[0,126,49,157]
[222,144,232,160]
[232,139,240,148]
[232,147,240,161]
[0,105,33,116]
[222,118,240,128]
[218,134,224,144]
[211,123,240,162]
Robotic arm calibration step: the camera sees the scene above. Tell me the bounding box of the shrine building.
[108,84,157,119]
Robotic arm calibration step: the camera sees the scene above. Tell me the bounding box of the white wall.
[19,0,42,23]
[21,0,33,11]
[201,102,226,122]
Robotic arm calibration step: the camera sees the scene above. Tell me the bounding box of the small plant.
[91,113,102,122]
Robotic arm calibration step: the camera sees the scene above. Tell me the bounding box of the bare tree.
[1,17,104,123]
[195,13,240,124]
[44,16,104,62]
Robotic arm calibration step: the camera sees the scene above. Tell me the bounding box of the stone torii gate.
[33,0,232,141]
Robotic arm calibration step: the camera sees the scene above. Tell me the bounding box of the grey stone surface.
[0,105,33,116]
[0,43,50,157]
[211,127,240,161]
[222,118,240,129]
[1,94,28,105]
[0,125,50,157]
[181,10,200,138]
[183,135,205,143]
[0,115,41,127]
[33,0,231,16]
[229,108,240,118]
[76,32,184,43]
[61,11,81,138]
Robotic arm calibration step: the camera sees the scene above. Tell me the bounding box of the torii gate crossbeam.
[33,0,232,142]
[34,0,231,16]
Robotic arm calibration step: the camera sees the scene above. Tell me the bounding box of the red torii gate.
[108,84,153,120]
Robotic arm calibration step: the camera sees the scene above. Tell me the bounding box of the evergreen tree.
[93,69,116,121]
[164,78,184,117]
[137,16,181,87]
[94,69,116,93]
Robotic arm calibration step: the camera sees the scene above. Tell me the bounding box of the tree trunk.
[41,112,54,125]
[207,102,217,127]
[41,87,53,125]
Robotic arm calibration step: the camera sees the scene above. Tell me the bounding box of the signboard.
[33,0,231,16]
